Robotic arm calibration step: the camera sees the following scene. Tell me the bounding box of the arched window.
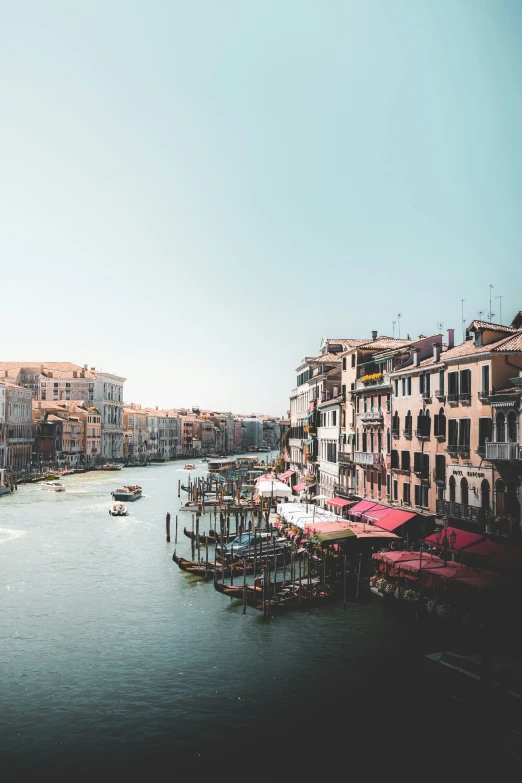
[370,429,374,452]
[392,412,400,435]
[377,430,382,453]
[386,428,391,454]
[461,477,469,506]
[362,431,367,453]
[417,410,423,433]
[507,411,517,443]
[495,479,506,515]
[435,407,446,439]
[405,411,412,436]
[449,475,456,502]
[481,479,490,512]
[55,439,60,450]
[496,412,506,443]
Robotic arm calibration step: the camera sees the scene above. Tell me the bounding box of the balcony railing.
[333,482,357,498]
[436,499,485,525]
[354,451,383,467]
[355,373,390,391]
[414,429,429,440]
[337,451,353,466]
[485,442,518,461]
[460,392,471,404]
[476,446,486,457]
[478,390,490,402]
[360,411,383,423]
[446,444,470,455]
[403,428,412,439]
[391,428,399,439]
[434,389,445,400]
[421,392,432,403]
[447,393,459,404]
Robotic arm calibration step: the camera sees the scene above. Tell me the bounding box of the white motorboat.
[42,481,66,492]
[110,502,128,516]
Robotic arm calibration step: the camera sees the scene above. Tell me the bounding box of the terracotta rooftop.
[358,337,412,351]
[491,331,522,352]
[325,338,369,348]
[467,320,518,334]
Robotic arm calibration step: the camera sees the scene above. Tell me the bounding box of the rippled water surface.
[1,460,474,777]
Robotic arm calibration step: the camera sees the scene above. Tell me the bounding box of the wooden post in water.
[343,555,347,608]
[262,568,266,619]
[166,512,171,542]
[196,514,200,561]
[243,559,247,615]
[175,514,178,544]
[205,538,209,579]
[230,545,234,586]
[191,514,195,560]
[298,553,302,605]
[178,479,180,497]
[356,552,363,601]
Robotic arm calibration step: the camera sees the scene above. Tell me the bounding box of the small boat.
[0,469,11,497]
[184,464,196,471]
[42,481,66,492]
[100,463,122,471]
[201,458,210,463]
[249,579,337,613]
[172,551,256,579]
[181,499,220,510]
[183,527,237,545]
[111,485,142,501]
[110,502,128,516]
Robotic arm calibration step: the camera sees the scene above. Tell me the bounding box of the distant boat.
[111,485,142,501]
[110,502,128,516]
[42,481,66,492]
[184,464,196,471]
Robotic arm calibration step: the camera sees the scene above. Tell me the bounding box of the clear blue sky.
[1,1,521,416]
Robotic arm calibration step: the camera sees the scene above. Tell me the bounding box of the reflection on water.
[0,460,495,776]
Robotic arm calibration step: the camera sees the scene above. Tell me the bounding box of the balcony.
[354,451,383,467]
[391,428,399,439]
[476,446,486,457]
[485,442,518,461]
[337,451,353,467]
[460,392,471,404]
[360,410,383,424]
[414,429,429,440]
[403,428,413,439]
[478,389,490,402]
[422,392,432,403]
[432,468,446,484]
[333,482,357,498]
[434,389,445,401]
[447,393,459,404]
[355,373,390,391]
[436,499,485,525]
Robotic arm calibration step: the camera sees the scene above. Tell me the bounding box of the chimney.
[371,330,377,341]
[48,371,53,378]
[433,342,441,363]
[84,364,88,370]
[413,349,420,367]
[156,406,158,410]
[73,370,77,378]
[90,367,95,371]
[447,328,454,349]
[40,364,44,373]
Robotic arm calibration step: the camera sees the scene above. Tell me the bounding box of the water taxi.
[42,481,66,492]
[207,458,236,474]
[111,485,142,501]
[110,502,128,516]
[184,464,196,471]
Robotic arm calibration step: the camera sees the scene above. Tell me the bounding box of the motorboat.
[42,481,66,492]
[110,502,128,516]
[111,485,142,501]
[0,469,11,497]
[184,464,196,471]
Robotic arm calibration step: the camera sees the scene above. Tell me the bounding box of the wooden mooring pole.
[175,514,178,544]
[166,512,171,542]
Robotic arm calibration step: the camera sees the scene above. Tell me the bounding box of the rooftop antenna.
[488,284,494,321]
[495,295,502,324]
[436,321,444,333]
[392,320,396,338]
[397,313,402,339]
[477,309,484,320]
[461,299,466,342]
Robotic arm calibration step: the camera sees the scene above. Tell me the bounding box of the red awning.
[424,528,485,552]
[349,500,379,518]
[373,509,416,532]
[463,540,511,558]
[293,483,306,492]
[279,470,295,481]
[360,503,389,520]
[327,497,356,509]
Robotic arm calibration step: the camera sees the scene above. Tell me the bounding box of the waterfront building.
[90,371,125,461]
[233,418,244,452]
[1,382,33,470]
[123,404,149,461]
[33,401,101,466]
[242,417,263,450]
[262,417,281,451]
[314,367,343,500]
[181,415,196,455]
[0,384,6,468]
[289,339,366,487]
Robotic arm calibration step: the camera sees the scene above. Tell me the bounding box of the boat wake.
[0,527,26,544]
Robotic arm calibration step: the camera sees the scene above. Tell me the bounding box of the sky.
[1,1,521,416]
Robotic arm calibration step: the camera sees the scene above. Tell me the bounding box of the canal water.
[0,460,494,777]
